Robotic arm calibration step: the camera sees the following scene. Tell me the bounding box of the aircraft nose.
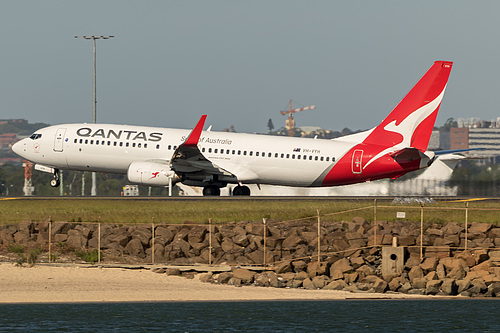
[11,139,25,157]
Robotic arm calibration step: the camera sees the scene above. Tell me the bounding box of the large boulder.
[124,238,145,257]
[441,279,458,295]
[408,266,424,283]
[232,268,256,284]
[324,280,348,290]
[187,226,207,245]
[426,280,442,295]
[312,275,330,289]
[307,261,329,278]
[330,258,352,280]
[420,257,438,273]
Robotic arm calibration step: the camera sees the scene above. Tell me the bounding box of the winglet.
[183,115,207,147]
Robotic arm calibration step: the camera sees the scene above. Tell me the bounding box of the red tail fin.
[363,61,453,151]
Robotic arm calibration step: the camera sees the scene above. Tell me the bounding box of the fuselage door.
[352,149,363,174]
[54,128,67,152]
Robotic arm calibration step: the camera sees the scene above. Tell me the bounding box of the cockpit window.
[30,133,42,140]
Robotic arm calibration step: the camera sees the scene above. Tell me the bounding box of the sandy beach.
[0,263,431,303]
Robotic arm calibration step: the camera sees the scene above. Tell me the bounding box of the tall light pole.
[75,35,114,196]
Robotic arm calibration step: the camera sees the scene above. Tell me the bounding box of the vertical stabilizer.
[363,61,453,151]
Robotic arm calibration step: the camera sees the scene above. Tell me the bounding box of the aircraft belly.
[251,163,324,187]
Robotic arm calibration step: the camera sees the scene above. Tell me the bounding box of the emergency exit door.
[352,149,363,174]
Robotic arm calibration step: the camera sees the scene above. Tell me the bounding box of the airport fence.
[1,200,499,267]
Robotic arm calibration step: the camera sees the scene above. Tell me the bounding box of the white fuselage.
[13,123,361,187]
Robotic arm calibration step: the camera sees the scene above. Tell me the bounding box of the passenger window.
[292,154,295,159]
[315,156,318,161]
[74,139,77,143]
[309,156,312,160]
[297,155,301,160]
[90,140,93,144]
[173,146,177,149]
[249,151,253,156]
[256,152,259,156]
[85,139,88,144]
[202,148,206,152]
[262,152,265,157]
[326,157,330,162]
[107,141,111,146]
[232,150,235,154]
[138,143,141,148]
[168,145,171,150]
[156,144,160,149]
[280,153,284,158]
[268,153,271,157]
[214,148,218,153]
[243,151,247,156]
[120,142,123,147]
[96,140,99,144]
[126,142,129,147]
[332,157,335,162]
[132,143,136,147]
[114,142,117,146]
[226,149,230,154]
[144,144,147,148]
[320,157,324,161]
[286,154,290,158]
[208,148,212,153]
[238,150,241,155]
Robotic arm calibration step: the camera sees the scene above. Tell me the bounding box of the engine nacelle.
[127,161,180,186]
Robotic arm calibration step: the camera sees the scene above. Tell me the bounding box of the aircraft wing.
[170,115,234,178]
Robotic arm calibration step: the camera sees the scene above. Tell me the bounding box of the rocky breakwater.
[1,217,499,297]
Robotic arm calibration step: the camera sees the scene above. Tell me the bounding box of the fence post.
[465,202,469,251]
[209,218,212,266]
[420,203,424,260]
[152,218,155,265]
[98,217,101,264]
[263,218,267,268]
[317,209,321,263]
[373,199,377,247]
[48,221,52,263]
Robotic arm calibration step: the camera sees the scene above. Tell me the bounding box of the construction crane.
[280,100,316,136]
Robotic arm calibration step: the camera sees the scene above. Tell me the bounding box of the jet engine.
[127,161,180,186]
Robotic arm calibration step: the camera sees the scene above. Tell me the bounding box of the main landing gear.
[50,169,60,187]
[202,185,220,196]
[232,185,250,196]
[201,185,251,196]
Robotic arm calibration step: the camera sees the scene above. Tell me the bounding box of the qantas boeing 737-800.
[12,61,454,196]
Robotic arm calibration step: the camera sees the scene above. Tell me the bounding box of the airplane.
[12,60,453,196]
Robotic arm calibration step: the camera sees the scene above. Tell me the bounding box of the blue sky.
[2,1,499,133]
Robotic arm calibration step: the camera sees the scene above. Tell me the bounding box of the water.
[0,300,498,332]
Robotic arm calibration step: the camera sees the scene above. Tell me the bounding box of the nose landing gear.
[50,169,60,187]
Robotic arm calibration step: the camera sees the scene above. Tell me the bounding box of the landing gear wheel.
[203,185,221,196]
[50,169,60,187]
[233,185,251,196]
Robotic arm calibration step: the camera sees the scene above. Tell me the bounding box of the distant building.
[451,118,500,163]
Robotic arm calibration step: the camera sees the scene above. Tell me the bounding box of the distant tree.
[341,127,352,136]
[267,118,274,133]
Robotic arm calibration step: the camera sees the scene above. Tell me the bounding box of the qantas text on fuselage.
[12,61,454,196]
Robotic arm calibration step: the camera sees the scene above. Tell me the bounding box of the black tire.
[203,185,220,196]
[50,179,60,187]
[233,185,250,196]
